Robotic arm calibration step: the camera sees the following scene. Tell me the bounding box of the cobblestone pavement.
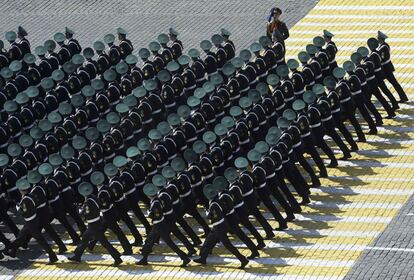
[2,0,414,279]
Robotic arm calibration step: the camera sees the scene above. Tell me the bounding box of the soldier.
[149,41,164,73]
[117,27,133,60]
[376,31,408,103]
[94,41,110,75]
[267,7,289,48]
[68,182,122,266]
[17,26,30,56]
[139,47,156,80]
[188,48,207,87]
[212,34,227,73]
[323,30,338,73]
[158,33,174,64]
[4,179,58,264]
[104,33,121,66]
[194,184,249,269]
[168,28,183,60]
[288,59,306,98]
[0,40,9,69]
[136,183,191,267]
[200,40,218,77]
[65,27,82,55]
[221,28,235,60]
[5,31,22,61]
[298,51,316,90]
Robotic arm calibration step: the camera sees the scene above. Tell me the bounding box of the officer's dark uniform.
[190,57,207,87]
[326,40,338,73]
[119,39,133,60]
[377,41,408,102]
[70,194,122,264]
[6,192,58,264]
[170,39,183,60]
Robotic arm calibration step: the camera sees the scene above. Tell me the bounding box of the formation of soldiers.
[0,21,408,269]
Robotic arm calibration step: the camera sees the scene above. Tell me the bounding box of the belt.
[329,59,336,64]
[186,136,198,143]
[168,154,176,161]
[104,153,115,161]
[234,201,244,208]
[321,115,332,122]
[276,165,283,171]
[340,97,351,103]
[116,195,125,202]
[217,111,225,117]
[90,117,99,123]
[164,209,173,215]
[126,134,134,141]
[153,217,164,225]
[259,120,267,126]
[276,58,284,63]
[173,199,179,205]
[381,59,391,65]
[7,186,18,192]
[37,202,46,209]
[102,204,114,213]
[288,149,293,155]
[208,71,218,77]
[323,66,330,71]
[226,209,235,216]
[180,190,192,198]
[196,77,206,82]
[242,189,254,197]
[62,186,72,192]
[212,218,224,227]
[87,216,100,223]
[361,81,367,86]
[282,159,289,164]
[240,139,250,144]
[301,131,311,138]
[374,68,382,73]
[25,214,37,221]
[367,76,375,81]
[125,187,136,196]
[192,181,202,188]
[293,142,301,148]
[230,94,240,101]
[48,196,60,204]
[186,84,197,90]
[310,123,321,128]
[315,74,322,79]
[143,118,152,124]
[227,155,233,161]
[276,103,285,111]
[81,169,92,177]
[153,108,162,114]
[257,183,266,189]
[351,90,362,96]
[165,102,176,108]
[294,89,305,96]
[258,72,268,78]
[196,128,205,134]
[240,87,249,93]
[331,108,341,113]
[149,169,157,176]
[159,162,168,168]
[204,173,213,179]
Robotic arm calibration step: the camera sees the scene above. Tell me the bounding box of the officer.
[188,48,207,87]
[365,38,400,110]
[94,41,110,74]
[267,7,289,48]
[313,36,331,78]
[117,27,133,60]
[68,182,122,266]
[5,31,22,61]
[168,28,183,60]
[148,41,164,73]
[323,76,359,152]
[323,30,338,73]
[288,59,306,98]
[0,40,10,69]
[179,55,197,96]
[4,179,58,264]
[306,44,323,85]
[201,40,218,78]
[221,28,235,60]
[45,39,61,69]
[194,184,249,269]
[333,67,366,142]
[65,27,82,55]
[215,177,260,259]
[343,61,378,135]
[139,47,156,80]
[136,183,191,267]
[17,26,30,56]
[211,34,227,73]
[277,65,295,108]
[104,33,121,66]
[353,50,396,118]
[376,31,408,103]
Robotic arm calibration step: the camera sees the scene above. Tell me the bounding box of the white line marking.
[369,247,414,253]
[295,22,414,27]
[314,5,414,10]
[310,201,403,210]
[306,14,414,19]
[289,38,414,43]
[312,186,414,196]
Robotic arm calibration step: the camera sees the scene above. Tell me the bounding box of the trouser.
[225,212,258,253]
[273,170,303,211]
[341,106,366,142]
[89,208,132,253]
[115,200,143,243]
[266,175,297,215]
[141,222,187,260]
[384,70,408,101]
[61,191,86,233]
[377,78,400,107]
[323,119,351,156]
[311,126,338,164]
[302,135,328,176]
[283,161,311,199]
[125,193,151,233]
[293,147,320,184]
[0,204,20,237]
[256,188,286,228]
[174,203,202,244]
[182,196,210,236]
[244,195,274,237]
[368,81,395,116]
[198,223,246,262]
[165,213,194,252]
[73,221,121,261]
[332,113,359,150]
[234,205,265,245]
[0,230,11,247]
[9,219,57,260]
[50,201,81,243]
[362,86,383,124]
[353,94,377,130]
[193,183,209,208]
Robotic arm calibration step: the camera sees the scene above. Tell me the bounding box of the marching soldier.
[376,31,408,103]
[94,41,110,75]
[136,183,191,267]
[5,31,22,61]
[65,27,82,55]
[105,33,121,66]
[188,48,207,86]
[169,28,183,60]
[158,33,174,64]
[194,184,249,269]
[212,34,227,73]
[117,27,133,60]
[17,26,30,56]
[68,182,122,266]
[221,28,235,60]
[323,30,338,73]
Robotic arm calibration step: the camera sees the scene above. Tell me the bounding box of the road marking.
[314,5,414,10]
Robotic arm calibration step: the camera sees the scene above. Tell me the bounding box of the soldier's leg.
[284,162,311,195]
[304,141,328,177]
[42,223,67,253]
[160,231,189,261]
[267,177,296,217]
[118,207,143,243]
[198,229,220,261]
[385,72,408,102]
[55,212,81,244]
[176,215,201,245]
[0,230,11,248]
[64,197,86,233]
[105,218,133,254]
[27,223,58,262]
[347,114,366,142]
[295,152,321,186]
[184,202,210,236]
[257,190,287,229]
[247,203,274,238]
[126,198,151,233]
[333,115,359,151]
[377,79,400,108]
[325,127,352,159]
[354,97,377,132]
[227,216,258,256]
[0,208,20,237]
[362,92,383,125]
[314,133,338,166]
[94,228,121,261]
[274,173,302,212]
[235,206,265,247]
[216,227,247,263]
[371,85,395,117]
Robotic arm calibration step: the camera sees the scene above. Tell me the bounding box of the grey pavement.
[0,0,319,55]
[344,194,414,280]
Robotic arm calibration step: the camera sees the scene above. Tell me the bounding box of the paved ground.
[2,0,414,279]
